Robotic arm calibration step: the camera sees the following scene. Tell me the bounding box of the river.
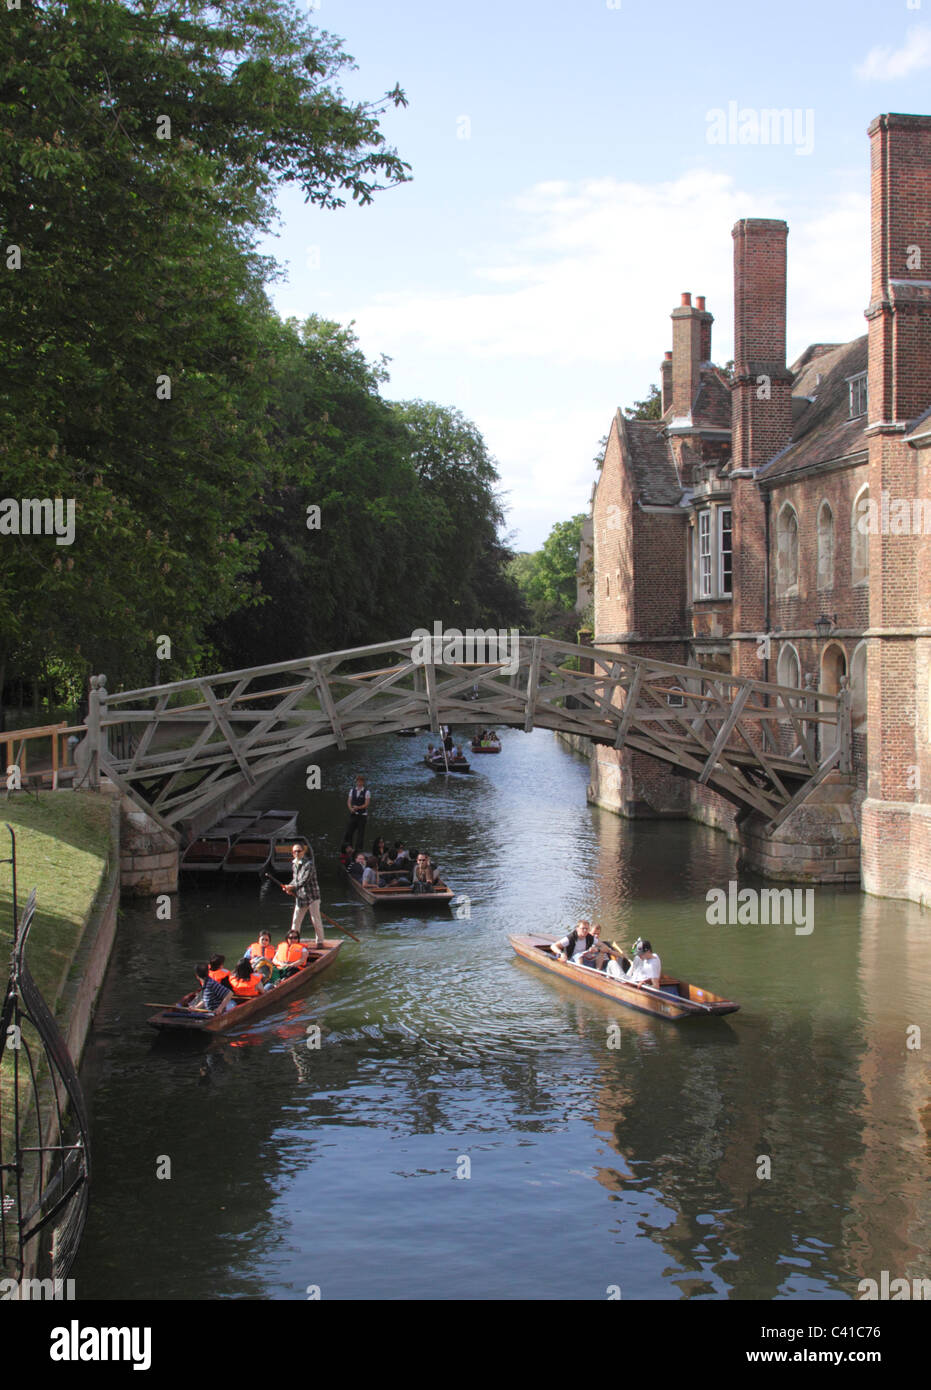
[73,729,931,1300]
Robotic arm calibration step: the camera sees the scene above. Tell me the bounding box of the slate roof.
[692,367,733,430]
[757,336,869,482]
[621,413,683,506]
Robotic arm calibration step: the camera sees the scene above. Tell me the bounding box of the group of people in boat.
[471,729,500,749]
[340,838,439,892]
[425,742,467,763]
[180,927,321,1015]
[551,922,661,989]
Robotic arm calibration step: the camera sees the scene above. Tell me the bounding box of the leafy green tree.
[623,384,662,420]
[509,514,586,639]
[0,0,409,701]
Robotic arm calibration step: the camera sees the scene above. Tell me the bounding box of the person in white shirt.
[606,940,662,988]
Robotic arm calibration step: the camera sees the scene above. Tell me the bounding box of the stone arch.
[851,484,870,586]
[817,500,834,590]
[776,502,799,595]
[820,642,847,756]
[776,641,800,689]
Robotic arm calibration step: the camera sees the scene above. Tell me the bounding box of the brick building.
[587,112,931,904]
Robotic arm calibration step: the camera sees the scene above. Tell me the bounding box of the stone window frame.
[775,501,800,597]
[776,641,801,692]
[851,484,870,587]
[817,500,834,591]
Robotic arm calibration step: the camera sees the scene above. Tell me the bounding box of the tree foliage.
[509,514,586,640]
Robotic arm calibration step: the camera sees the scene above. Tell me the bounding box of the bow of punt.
[148,938,342,1033]
[509,935,739,1021]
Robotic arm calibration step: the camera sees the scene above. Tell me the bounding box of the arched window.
[776,503,799,595]
[850,641,867,731]
[777,642,800,689]
[820,643,847,757]
[817,501,834,591]
[851,485,870,586]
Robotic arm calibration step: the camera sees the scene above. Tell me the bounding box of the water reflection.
[74,729,931,1300]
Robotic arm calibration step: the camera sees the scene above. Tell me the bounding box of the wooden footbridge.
[82,636,850,836]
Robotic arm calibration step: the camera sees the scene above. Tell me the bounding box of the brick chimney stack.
[730,219,793,672]
[867,113,931,424]
[670,292,712,419]
[731,219,793,470]
[660,351,673,414]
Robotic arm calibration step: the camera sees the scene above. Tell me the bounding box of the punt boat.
[180,827,237,873]
[147,938,342,1033]
[341,864,454,907]
[509,934,740,1021]
[469,739,501,754]
[424,755,473,774]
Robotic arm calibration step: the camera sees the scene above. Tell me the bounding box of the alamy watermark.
[706,102,815,156]
[411,622,520,677]
[706,881,814,935]
[0,497,75,545]
[856,490,931,535]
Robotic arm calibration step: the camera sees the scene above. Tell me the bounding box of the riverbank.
[1,791,115,1015]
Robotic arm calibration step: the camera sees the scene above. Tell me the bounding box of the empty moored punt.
[509,935,740,1021]
[180,830,234,873]
[148,938,342,1033]
[222,833,276,874]
[341,864,454,907]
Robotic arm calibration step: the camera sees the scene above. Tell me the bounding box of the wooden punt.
[341,864,454,907]
[222,834,275,874]
[246,809,298,837]
[423,755,473,774]
[469,741,501,754]
[509,935,740,1021]
[181,831,232,873]
[147,938,342,1033]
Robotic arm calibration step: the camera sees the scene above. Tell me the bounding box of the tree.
[0,0,409,698]
[509,514,586,639]
[623,384,662,420]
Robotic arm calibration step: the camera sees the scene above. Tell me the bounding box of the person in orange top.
[227,959,265,998]
[207,954,231,984]
[246,930,275,965]
[274,929,309,975]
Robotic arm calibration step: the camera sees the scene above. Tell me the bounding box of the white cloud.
[344,170,870,548]
[855,25,931,80]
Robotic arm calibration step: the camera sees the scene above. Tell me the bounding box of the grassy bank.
[0,791,113,1012]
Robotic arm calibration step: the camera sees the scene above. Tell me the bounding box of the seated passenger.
[182,962,235,1014]
[578,924,610,970]
[207,954,230,984]
[338,842,355,868]
[246,930,275,966]
[274,929,309,974]
[347,851,367,882]
[362,855,381,888]
[228,959,265,998]
[606,939,661,988]
[550,920,594,963]
[411,852,434,892]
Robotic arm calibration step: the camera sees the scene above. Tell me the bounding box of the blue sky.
[260,0,931,550]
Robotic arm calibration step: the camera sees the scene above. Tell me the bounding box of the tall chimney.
[671,292,703,418]
[696,296,713,362]
[730,219,793,670]
[660,351,673,414]
[731,219,793,470]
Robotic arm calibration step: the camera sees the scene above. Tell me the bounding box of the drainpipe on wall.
[762,488,771,687]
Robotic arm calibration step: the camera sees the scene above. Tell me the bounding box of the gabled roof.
[621,413,683,506]
[692,366,732,430]
[758,336,869,481]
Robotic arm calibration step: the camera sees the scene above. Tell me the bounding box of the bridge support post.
[737,772,862,884]
[120,798,179,898]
